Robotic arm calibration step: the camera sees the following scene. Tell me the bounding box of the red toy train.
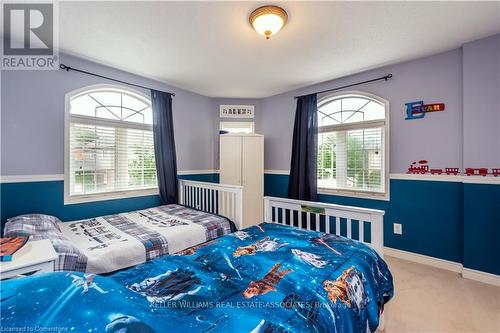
[465,168,488,176]
[407,161,460,175]
[407,160,429,174]
[429,168,459,175]
[408,161,499,176]
[444,168,460,175]
[465,168,500,177]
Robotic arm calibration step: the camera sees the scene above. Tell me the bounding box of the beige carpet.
[380,256,500,333]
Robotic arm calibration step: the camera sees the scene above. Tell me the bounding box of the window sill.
[64,187,159,205]
[317,188,389,201]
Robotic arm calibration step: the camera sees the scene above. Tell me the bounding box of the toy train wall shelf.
[407,161,499,177]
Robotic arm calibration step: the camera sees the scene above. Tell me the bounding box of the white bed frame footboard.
[264,196,385,257]
[178,180,243,229]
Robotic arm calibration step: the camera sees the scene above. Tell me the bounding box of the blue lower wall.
[265,174,499,275]
[0,173,218,226]
[2,172,498,275]
[463,183,500,275]
[178,173,219,183]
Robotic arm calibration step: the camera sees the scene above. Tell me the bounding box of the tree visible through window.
[317,93,387,196]
[66,86,157,202]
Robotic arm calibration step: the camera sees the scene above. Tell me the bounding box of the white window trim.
[317,90,390,201]
[64,84,158,205]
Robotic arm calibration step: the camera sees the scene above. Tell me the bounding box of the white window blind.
[66,87,157,203]
[220,121,255,134]
[317,94,387,197]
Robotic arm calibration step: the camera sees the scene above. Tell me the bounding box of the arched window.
[317,92,389,198]
[65,85,157,203]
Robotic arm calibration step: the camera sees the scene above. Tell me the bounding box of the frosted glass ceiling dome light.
[249,5,288,39]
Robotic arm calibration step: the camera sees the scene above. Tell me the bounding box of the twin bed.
[1,181,393,333]
[4,204,235,274]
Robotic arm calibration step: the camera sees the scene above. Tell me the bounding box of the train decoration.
[465,168,500,177]
[407,161,499,177]
[430,168,460,175]
[405,101,445,120]
[407,160,429,174]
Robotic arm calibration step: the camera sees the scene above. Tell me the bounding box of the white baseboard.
[462,268,500,287]
[384,247,463,273]
[384,247,500,287]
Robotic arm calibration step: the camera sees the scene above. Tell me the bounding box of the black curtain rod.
[294,74,393,99]
[59,64,175,96]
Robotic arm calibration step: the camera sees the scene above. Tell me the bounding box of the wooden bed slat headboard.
[178,180,244,229]
[264,196,385,257]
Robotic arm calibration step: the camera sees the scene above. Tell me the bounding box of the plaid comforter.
[3,205,235,274]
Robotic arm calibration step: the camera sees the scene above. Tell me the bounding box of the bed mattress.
[1,222,393,333]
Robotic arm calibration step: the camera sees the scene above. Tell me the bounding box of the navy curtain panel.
[287,93,318,201]
[151,90,178,204]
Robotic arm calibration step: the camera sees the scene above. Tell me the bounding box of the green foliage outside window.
[318,134,336,179]
[128,145,157,186]
[318,133,382,190]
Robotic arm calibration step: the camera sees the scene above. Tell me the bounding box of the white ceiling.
[59,1,500,98]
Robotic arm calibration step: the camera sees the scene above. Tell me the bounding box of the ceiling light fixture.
[249,5,288,40]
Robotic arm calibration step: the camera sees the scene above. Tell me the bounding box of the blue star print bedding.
[0,223,393,333]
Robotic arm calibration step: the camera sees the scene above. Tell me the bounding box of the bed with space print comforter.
[0,222,393,333]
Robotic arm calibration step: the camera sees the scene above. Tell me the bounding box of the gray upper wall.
[1,53,216,176]
[260,49,463,173]
[2,34,498,177]
[259,34,500,173]
[462,34,500,168]
[209,97,263,168]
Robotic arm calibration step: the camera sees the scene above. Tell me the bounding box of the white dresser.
[219,133,264,228]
